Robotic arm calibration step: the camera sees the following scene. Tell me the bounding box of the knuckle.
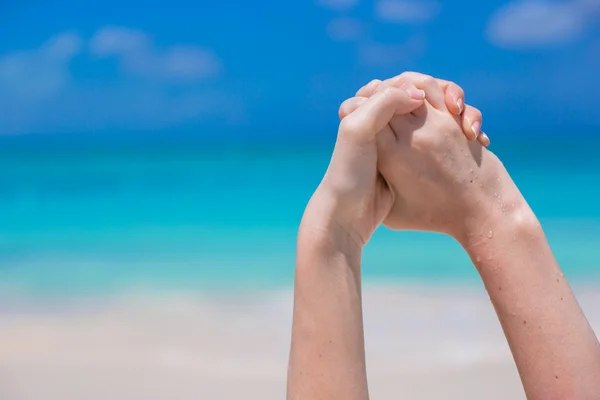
[393,71,416,87]
[378,86,397,98]
[464,106,482,123]
[338,116,362,139]
[398,71,415,82]
[357,79,382,95]
[455,83,465,95]
[421,74,436,86]
[338,99,352,117]
[340,117,378,142]
[362,114,380,136]
[470,107,483,120]
[451,83,465,97]
[400,71,417,79]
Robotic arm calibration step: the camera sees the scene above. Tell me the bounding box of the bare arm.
[461,156,600,400]
[286,205,369,400]
[285,78,438,400]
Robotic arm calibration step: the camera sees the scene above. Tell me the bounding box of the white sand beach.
[0,284,598,400]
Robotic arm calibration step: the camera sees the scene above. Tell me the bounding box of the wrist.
[298,195,365,270]
[460,197,541,262]
[451,151,535,243]
[296,227,363,278]
[298,215,364,264]
[301,187,369,248]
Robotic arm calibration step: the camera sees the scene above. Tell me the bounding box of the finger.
[338,97,368,120]
[478,132,490,147]
[338,86,423,145]
[356,79,382,97]
[387,72,447,111]
[461,105,483,142]
[436,79,465,115]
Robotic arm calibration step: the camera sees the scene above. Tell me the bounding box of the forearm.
[287,216,369,400]
[463,199,600,399]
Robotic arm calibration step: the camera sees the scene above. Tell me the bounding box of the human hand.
[301,74,487,248]
[300,85,425,248]
[340,73,520,241]
[344,74,490,147]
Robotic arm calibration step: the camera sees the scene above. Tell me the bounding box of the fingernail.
[456,98,464,114]
[371,80,382,92]
[471,121,481,139]
[480,132,490,146]
[406,88,425,100]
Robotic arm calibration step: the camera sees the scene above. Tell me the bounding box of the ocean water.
[0,136,599,297]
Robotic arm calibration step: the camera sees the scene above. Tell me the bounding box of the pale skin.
[287,72,600,399]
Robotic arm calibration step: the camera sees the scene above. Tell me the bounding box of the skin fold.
[287,72,600,400]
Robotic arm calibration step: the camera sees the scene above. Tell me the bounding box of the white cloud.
[0,80,244,135]
[22,85,245,133]
[317,0,360,11]
[375,0,441,24]
[90,26,222,81]
[460,43,600,128]
[42,32,83,59]
[357,35,426,67]
[0,32,82,103]
[326,17,363,42]
[0,28,239,135]
[89,26,148,57]
[486,0,597,49]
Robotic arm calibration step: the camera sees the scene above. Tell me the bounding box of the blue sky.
[1,0,599,139]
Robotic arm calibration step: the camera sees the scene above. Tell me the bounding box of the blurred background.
[0,1,599,399]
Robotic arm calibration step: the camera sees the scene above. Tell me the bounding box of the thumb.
[340,85,426,120]
[326,86,421,195]
[338,86,424,145]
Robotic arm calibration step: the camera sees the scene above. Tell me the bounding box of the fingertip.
[445,85,465,115]
[461,105,483,141]
[406,87,426,101]
[356,79,382,97]
[478,132,490,146]
[446,94,462,115]
[338,97,368,120]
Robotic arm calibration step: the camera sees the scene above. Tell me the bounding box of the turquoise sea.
[1,136,599,297]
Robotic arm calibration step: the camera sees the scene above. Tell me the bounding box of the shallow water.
[0,137,599,295]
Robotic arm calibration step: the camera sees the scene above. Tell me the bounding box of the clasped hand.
[302,72,512,247]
